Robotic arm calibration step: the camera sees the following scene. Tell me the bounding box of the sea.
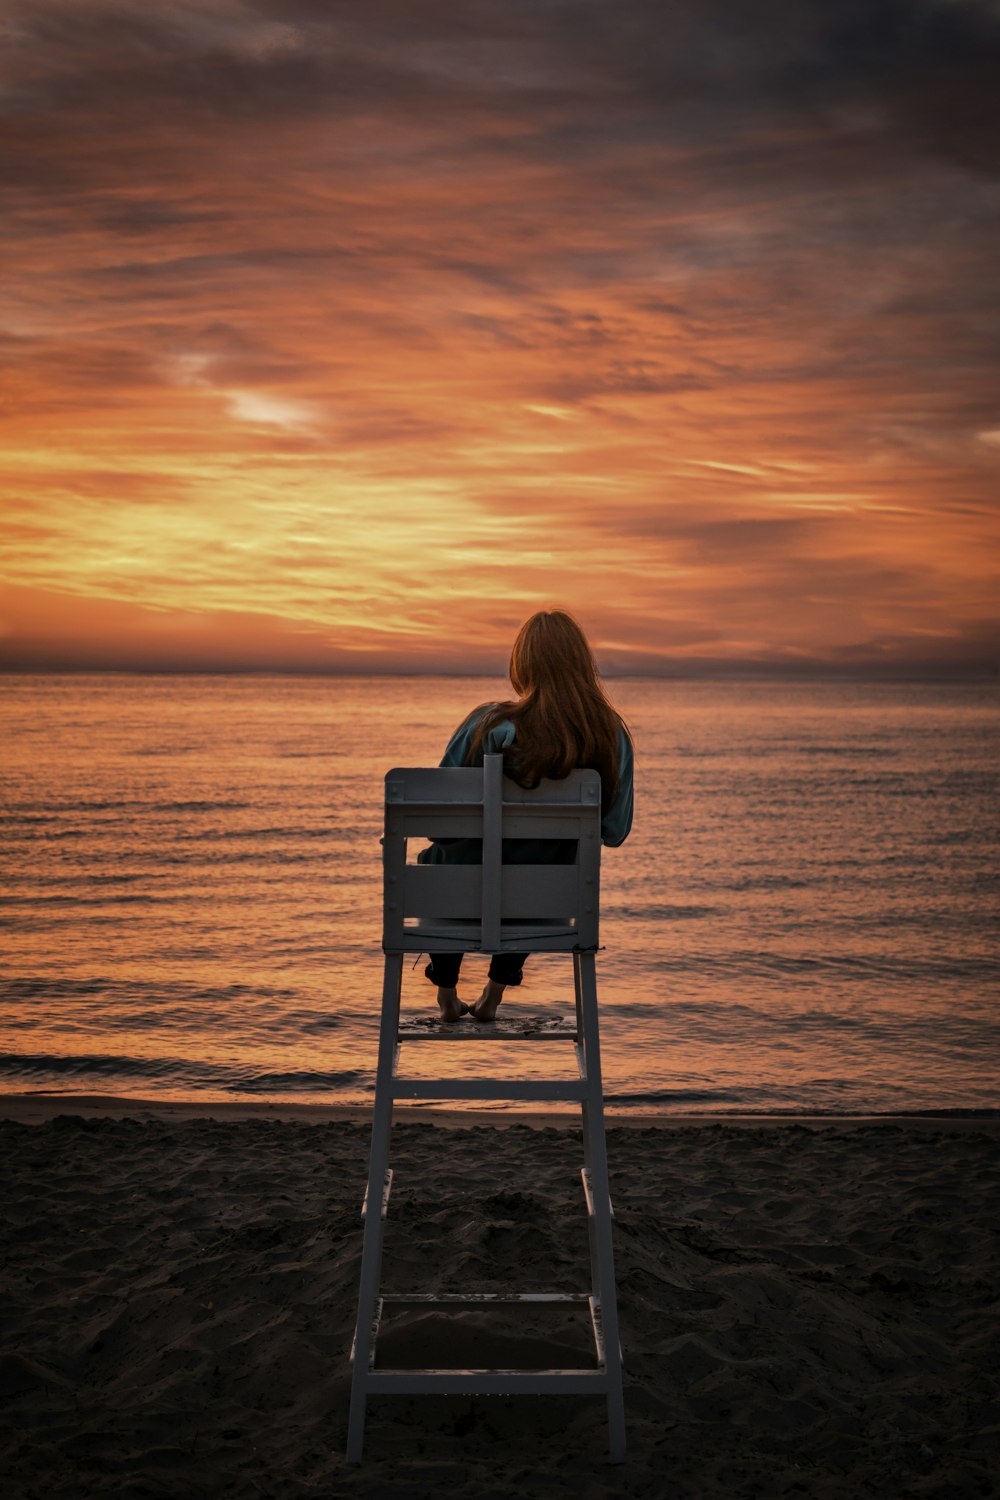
[1,674,998,1115]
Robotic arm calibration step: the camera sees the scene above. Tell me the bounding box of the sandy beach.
[1,1099,997,1499]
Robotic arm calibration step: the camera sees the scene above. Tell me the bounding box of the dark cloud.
[6,1,998,178]
[823,619,1000,674]
[8,6,462,124]
[598,506,832,554]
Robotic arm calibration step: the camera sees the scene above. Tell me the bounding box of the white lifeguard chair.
[346,754,625,1463]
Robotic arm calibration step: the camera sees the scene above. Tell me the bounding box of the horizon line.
[2,665,997,684]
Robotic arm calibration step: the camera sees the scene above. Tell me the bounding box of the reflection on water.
[1,674,998,1112]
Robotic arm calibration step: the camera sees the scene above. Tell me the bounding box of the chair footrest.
[357,1292,611,1382]
[381,1291,591,1306]
[363,1370,609,1395]
[398,1015,578,1042]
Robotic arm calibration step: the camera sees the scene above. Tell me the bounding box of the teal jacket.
[419,704,634,867]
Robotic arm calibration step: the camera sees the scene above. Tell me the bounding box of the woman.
[420,609,634,1023]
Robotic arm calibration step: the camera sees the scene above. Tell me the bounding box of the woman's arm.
[601,724,634,847]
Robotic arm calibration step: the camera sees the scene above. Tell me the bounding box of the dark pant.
[425,952,528,988]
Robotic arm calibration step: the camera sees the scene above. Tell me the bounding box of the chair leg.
[346,951,402,1464]
[577,951,626,1464]
[574,954,597,1297]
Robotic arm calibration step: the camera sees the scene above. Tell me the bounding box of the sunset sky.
[1,0,998,675]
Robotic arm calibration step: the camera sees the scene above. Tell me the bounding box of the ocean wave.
[4,675,997,1117]
[109,849,341,867]
[230,1068,363,1092]
[6,828,90,841]
[0,1050,361,1092]
[0,813,64,826]
[645,951,1000,980]
[605,903,720,921]
[130,745,198,756]
[0,977,301,1002]
[608,1088,740,1105]
[154,799,252,811]
[3,799,146,813]
[0,1050,224,1081]
[0,892,165,907]
[181,826,335,841]
[795,744,899,757]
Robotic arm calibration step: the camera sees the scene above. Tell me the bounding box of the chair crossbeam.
[396,929,580,951]
[386,798,593,811]
[389,1076,588,1102]
[378,1291,592,1306]
[365,1371,609,1396]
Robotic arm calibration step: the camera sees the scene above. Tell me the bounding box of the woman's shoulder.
[469,701,518,731]
[483,716,516,750]
[441,702,513,767]
[468,702,517,747]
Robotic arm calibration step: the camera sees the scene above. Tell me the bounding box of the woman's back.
[418,702,632,866]
[418,609,634,1021]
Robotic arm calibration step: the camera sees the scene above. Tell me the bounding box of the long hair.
[468,610,628,804]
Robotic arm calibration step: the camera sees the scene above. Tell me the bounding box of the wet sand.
[1,1098,997,1498]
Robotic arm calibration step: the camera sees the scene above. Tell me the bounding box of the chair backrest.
[382,754,601,954]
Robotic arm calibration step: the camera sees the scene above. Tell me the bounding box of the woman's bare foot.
[469,978,505,1023]
[436,987,467,1023]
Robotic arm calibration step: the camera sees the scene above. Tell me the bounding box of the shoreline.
[2,1089,998,1130]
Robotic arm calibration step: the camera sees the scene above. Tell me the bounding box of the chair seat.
[398,916,579,951]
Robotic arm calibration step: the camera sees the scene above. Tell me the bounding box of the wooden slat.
[386,767,485,802]
[401,866,580,921]
[481,756,502,950]
[394,812,485,839]
[575,829,601,951]
[400,865,579,920]
[395,923,580,950]
[397,925,484,950]
[396,931,579,954]
[487,926,578,947]
[402,866,481,917]
[381,805,408,951]
[396,810,588,837]
[501,814,586,838]
[384,765,599,802]
[501,771,601,805]
[391,1077,587,1101]
[380,1292,591,1305]
[366,1371,606,1395]
[500,865,577,917]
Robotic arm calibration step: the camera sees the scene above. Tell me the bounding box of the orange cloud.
[1,1,998,675]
